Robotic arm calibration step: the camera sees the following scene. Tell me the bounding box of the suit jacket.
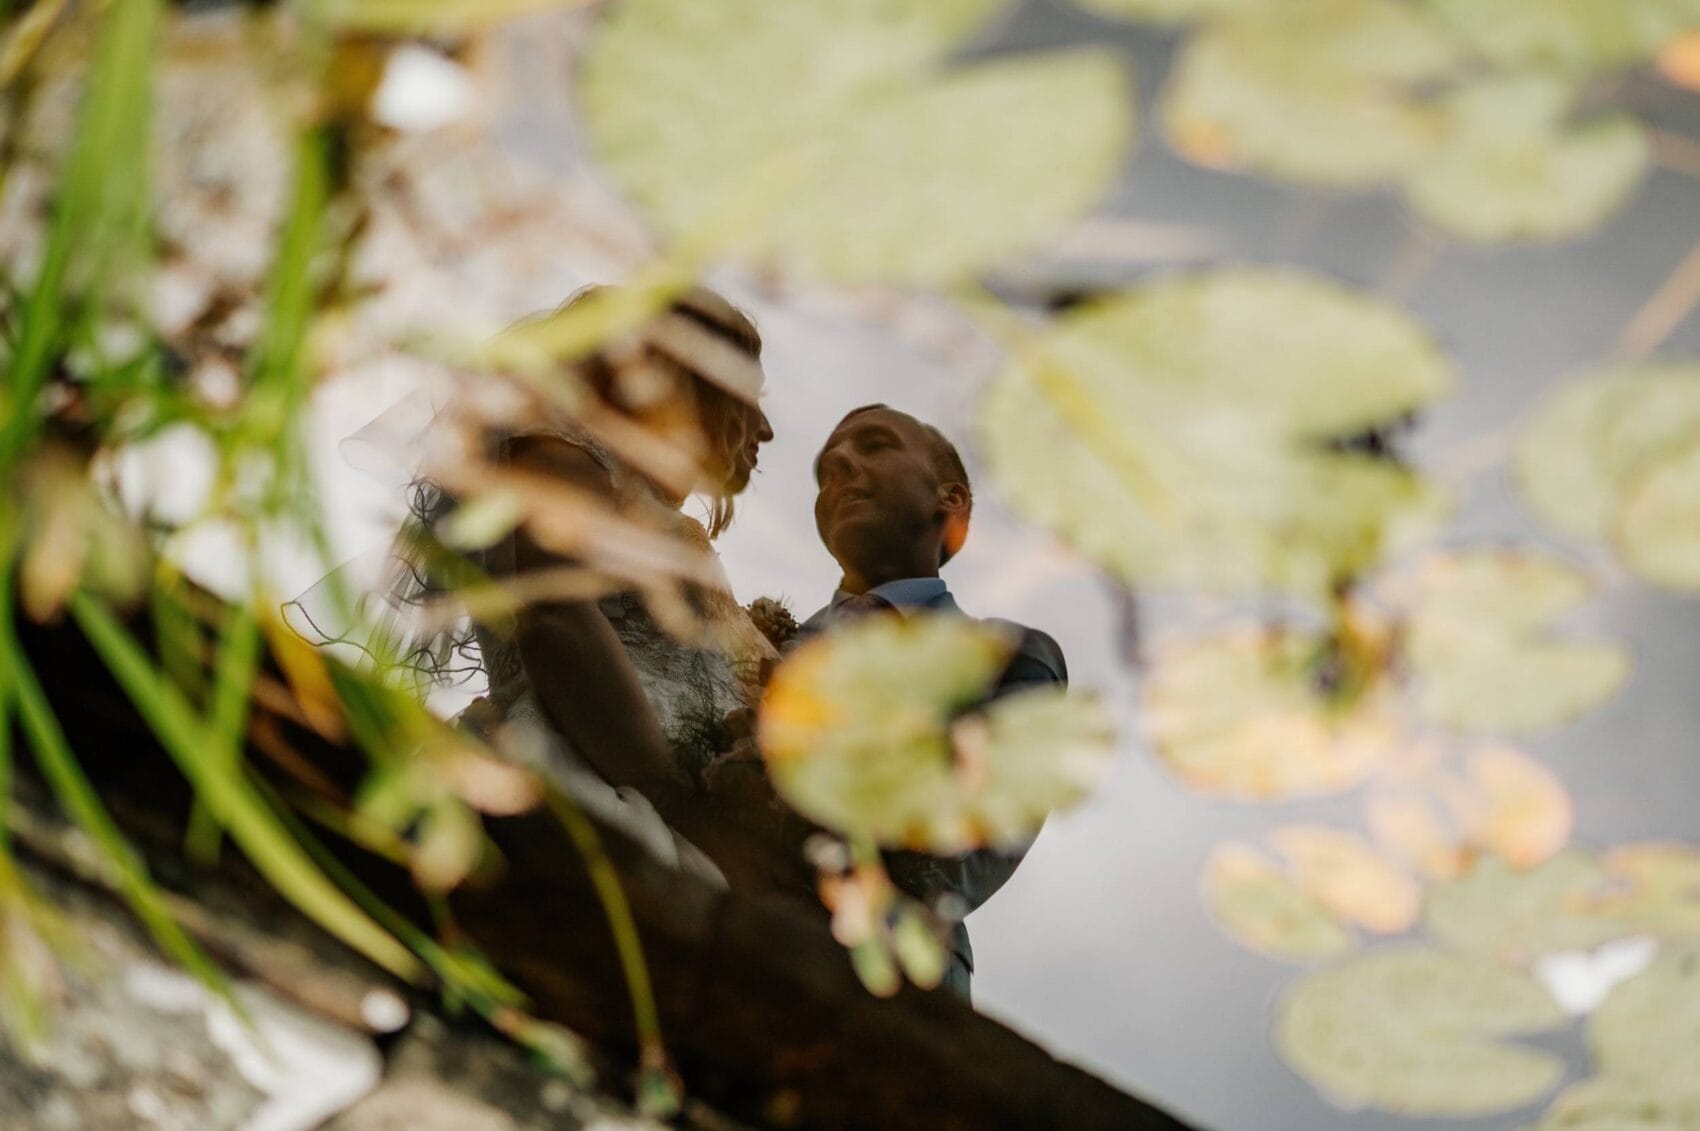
[792,580,1068,981]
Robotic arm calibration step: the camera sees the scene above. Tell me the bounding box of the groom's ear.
[938,481,970,562]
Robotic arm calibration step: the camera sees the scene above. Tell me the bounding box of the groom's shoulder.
[980,616,1068,690]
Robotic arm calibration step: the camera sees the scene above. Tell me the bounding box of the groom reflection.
[791,405,1068,1001]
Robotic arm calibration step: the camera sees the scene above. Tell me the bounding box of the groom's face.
[813,409,943,573]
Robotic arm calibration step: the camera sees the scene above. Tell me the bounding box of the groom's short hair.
[835,404,973,563]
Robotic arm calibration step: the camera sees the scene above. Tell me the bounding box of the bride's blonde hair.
[562,285,766,538]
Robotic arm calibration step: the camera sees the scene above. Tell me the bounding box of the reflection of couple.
[429,286,1066,1000]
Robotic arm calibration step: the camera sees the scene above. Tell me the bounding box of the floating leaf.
[1143,626,1401,800]
[1424,851,1627,964]
[1587,944,1700,1095]
[1593,842,1700,940]
[1367,788,1467,879]
[759,616,1115,853]
[1162,0,1457,187]
[306,0,577,34]
[578,0,1132,283]
[1456,747,1575,869]
[1270,826,1422,934]
[982,269,1453,600]
[1423,0,1699,73]
[1403,550,1629,734]
[1202,843,1357,962]
[1404,74,1650,243]
[1619,439,1700,591]
[1525,1075,1700,1131]
[1274,948,1569,1116]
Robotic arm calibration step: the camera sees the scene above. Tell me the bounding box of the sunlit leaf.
[1403,550,1629,734]
[1456,747,1574,870]
[1516,363,1700,543]
[1424,850,1627,965]
[1161,0,1458,187]
[1657,30,1700,89]
[759,616,1115,853]
[1143,626,1401,800]
[578,0,1131,284]
[1404,74,1650,243]
[1274,948,1568,1116]
[1366,788,1467,880]
[1525,1075,1700,1131]
[1618,439,1700,592]
[1201,843,1357,962]
[1423,0,1700,73]
[1587,944,1700,1096]
[982,269,1453,600]
[17,447,148,622]
[1270,826,1421,934]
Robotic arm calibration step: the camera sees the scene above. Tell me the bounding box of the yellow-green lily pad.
[760,615,1115,853]
[981,268,1453,600]
[577,0,1133,284]
[1274,948,1569,1116]
[1619,440,1700,592]
[1403,550,1629,734]
[1202,843,1358,962]
[1068,0,1274,25]
[1523,1075,1700,1131]
[1142,626,1402,800]
[1424,0,1700,73]
[1162,0,1458,187]
[1404,74,1650,243]
[1424,851,1628,965]
[1588,944,1700,1093]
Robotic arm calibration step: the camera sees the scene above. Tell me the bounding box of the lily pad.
[1594,842,1700,940]
[1588,944,1700,1093]
[981,268,1453,600]
[759,616,1116,853]
[1404,73,1650,243]
[1619,439,1700,592]
[1162,0,1458,187]
[577,0,1132,284]
[1202,843,1357,962]
[1274,948,1569,1116]
[1424,0,1700,73]
[1142,626,1402,800]
[1403,550,1629,734]
[1424,851,1628,965]
[1524,1075,1700,1131]
[1457,747,1575,870]
[1270,826,1422,934]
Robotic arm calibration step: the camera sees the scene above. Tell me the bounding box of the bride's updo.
[557,285,769,538]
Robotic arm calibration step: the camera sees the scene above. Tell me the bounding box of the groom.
[793,404,1067,1001]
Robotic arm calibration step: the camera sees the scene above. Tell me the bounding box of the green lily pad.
[1523,1075,1700,1131]
[577,0,1132,284]
[1619,440,1700,592]
[1424,851,1629,965]
[1424,0,1700,73]
[1403,550,1629,734]
[1202,843,1357,962]
[1161,0,1458,188]
[759,615,1116,853]
[981,268,1453,600]
[1588,945,1700,1093]
[1142,626,1402,800]
[1405,74,1650,243]
[1515,364,1700,539]
[1274,948,1569,1116]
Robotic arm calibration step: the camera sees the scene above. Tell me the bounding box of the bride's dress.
[462,423,777,883]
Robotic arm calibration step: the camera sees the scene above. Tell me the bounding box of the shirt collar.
[830,577,950,613]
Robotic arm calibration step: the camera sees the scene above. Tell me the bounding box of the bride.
[357,285,802,893]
